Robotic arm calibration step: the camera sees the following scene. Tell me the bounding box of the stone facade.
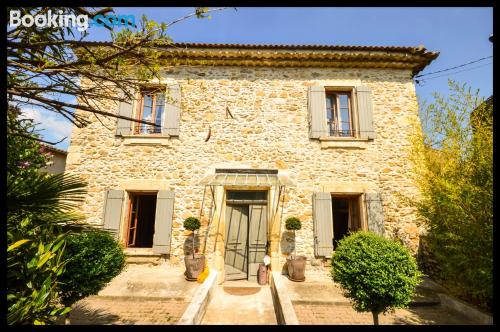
[66,44,435,280]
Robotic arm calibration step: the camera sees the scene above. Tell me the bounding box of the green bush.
[58,231,126,307]
[183,217,201,231]
[285,217,301,231]
[331,231,422,325]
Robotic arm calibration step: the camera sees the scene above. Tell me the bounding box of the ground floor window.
[126,192,157,248]
[332,195,362,249]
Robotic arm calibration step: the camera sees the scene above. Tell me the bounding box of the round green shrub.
[285,217,301,231]
[183,217,201,231]
[58,230,126,306]
[331,231,422,324]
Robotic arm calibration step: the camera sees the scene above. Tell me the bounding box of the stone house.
[65,42,438,283]
[40,144,67,174]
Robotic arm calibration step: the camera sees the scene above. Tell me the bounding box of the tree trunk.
[372,311,379,325]
[192,232,195,259]
[293,230,296,259]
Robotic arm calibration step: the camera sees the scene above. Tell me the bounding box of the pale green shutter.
[116,89,135,136]
[365,192,385,235]
[308,86,328,139]
[164,84,181,136]
[356,86,375,139]
[313,192,334,257]
[152,190,175,254]
[103,190,125,239]
[248,205,267,282]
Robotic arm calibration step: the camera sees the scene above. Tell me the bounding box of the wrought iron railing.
[328,127,356,137]
[133,124,163,134]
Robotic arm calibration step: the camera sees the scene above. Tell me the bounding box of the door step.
[124,249,165,265]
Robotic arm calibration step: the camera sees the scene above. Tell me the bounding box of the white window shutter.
[152,190,175,254]
[308,86,328,139]
[103,190,125,240]
[164,84,181,136]
[365,192,385,235]
[313,192,334,257]
[115,89,135,136]
[356,86,375,139]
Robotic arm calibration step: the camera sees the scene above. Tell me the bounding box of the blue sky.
[22,7,493,150]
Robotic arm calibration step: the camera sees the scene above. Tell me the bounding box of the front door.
[224,205,249,280]
[224,191,268,281]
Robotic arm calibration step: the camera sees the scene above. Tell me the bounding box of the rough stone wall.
[65,65,422,269]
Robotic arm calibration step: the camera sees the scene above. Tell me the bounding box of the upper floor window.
[325,91,353,137]
[134,88,165,134]
[308,85,374,140]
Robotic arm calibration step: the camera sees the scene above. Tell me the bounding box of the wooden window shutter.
[103,190,125,239]
[312,192,334,257]
[164,84,181,137]
[364,192,385,235]
[356,86,375,139]
[152,190,175,254]
[115,89,135,136]
[308,86,328,139]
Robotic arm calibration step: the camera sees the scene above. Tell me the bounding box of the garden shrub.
[285,217,301,258]
[285,217,301,231]
[58,231,126,307]
[408,81,492,310]
[331,231,422,325]
[184,217,201,259]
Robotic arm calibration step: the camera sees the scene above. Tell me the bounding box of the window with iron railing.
[134,88,165,135]
[325,91,355,137]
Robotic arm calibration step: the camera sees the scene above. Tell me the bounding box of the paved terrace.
[283,272,477,325]
[61,262,482,325]
[62,263,198,325]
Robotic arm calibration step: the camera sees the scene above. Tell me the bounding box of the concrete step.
[125,255,166,265]
[124,248,166,265]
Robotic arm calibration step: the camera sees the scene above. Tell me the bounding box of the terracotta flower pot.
[286,256,306,282]
[184,255,205,281]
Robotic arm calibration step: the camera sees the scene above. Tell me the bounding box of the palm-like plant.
[7,171,88,325]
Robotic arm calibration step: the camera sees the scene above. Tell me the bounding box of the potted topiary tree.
[285,216,306,282]
[183,217,205,281]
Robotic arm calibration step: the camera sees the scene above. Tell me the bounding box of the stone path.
[282,273,477,325]
[201,280,278,325]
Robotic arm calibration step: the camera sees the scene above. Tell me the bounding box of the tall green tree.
[7,7,228,137]
[408,80,493,310]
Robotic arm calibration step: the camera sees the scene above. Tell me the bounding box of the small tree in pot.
[331,231,422,325]
[285,217,306,282]
[183,217,205,281]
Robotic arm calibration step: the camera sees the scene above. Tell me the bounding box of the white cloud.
[19,108,73,150]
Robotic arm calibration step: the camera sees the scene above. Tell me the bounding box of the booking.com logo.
[9,9,136,32]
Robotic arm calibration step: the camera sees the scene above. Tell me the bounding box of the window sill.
[120,134,171,146]
[319,137,369,149]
